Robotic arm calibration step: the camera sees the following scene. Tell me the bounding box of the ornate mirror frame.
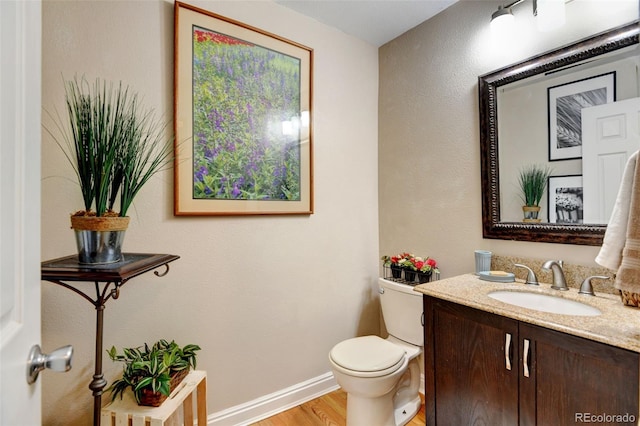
[479,20,639,246]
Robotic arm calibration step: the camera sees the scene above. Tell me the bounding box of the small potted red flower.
[413,257,439,283]
[381,252,413,279]
[400,256,418,282]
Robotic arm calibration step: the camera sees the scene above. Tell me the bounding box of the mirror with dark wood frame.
[479,20,639,246]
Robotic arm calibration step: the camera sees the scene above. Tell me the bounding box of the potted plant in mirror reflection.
[518,165,552,223]
[43,77,173,265]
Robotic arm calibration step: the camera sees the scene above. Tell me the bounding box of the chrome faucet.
[514,264,538,285]
[542,260,568,291]
[579,275,610,296]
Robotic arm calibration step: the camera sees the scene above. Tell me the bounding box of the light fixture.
[490,0,566,33]
[490,5,516,33]
[534,0,566,32]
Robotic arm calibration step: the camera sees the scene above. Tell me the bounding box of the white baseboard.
[207,372,426,425]
[207,372,339,426]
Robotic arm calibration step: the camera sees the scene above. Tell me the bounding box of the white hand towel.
[615,148,640,293]
[596,150,639,271]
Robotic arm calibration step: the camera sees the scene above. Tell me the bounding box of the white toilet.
[329,278,423,426]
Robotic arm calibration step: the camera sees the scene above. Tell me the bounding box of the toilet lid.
[330,336,406,373]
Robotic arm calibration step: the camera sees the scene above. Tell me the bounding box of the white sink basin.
[488,290,601,316]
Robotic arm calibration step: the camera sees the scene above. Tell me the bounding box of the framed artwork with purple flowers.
[174,2,313,215]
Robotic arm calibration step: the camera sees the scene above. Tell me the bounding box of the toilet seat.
[330,336,406,378]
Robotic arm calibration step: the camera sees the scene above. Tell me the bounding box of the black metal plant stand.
[41,253,180,426]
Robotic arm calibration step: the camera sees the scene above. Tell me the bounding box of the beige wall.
[41,1,379,424]
[379,0,639,278]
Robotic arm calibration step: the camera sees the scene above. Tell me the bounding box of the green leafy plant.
[106,340,201,404]
[518,165,552,207]
[45,77,173,217]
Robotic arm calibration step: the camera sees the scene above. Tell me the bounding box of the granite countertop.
[413,273,640,353]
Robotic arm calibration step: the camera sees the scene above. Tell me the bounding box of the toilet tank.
[379,278,424,346]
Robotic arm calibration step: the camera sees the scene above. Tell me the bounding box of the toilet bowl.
[329,278,424,426]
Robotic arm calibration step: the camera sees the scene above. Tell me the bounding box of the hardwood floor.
[251,389,425,426]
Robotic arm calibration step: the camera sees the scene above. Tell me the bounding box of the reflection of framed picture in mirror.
[548,175,583,224]
[548,72,615,161]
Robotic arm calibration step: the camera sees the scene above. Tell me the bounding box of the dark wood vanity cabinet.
[424,296,519,425]
[520,322,638,426]
[424,296,639,425]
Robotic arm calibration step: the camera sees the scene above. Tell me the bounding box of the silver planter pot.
[74,229,127,264]
[70,216,130,265]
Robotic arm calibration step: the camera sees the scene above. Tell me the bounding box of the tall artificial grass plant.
[46,77,173,217]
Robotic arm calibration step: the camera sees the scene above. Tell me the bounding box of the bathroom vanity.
[414,274,640,425]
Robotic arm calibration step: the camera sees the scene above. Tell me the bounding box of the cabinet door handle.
[523,338,530,378]
[505,333,512,371]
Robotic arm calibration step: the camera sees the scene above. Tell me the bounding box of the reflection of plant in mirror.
[519,165,552,207]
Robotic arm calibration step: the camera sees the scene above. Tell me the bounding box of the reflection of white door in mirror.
[582,97,640,224]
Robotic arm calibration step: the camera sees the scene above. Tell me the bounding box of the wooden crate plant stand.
[101,370,207,426]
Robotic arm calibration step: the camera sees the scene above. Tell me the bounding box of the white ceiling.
[274,0,460,47]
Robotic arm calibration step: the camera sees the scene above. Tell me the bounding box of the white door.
[582,97,640,224]
[1,1,42,424]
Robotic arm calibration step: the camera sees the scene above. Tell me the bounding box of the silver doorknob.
[26,344,73,384]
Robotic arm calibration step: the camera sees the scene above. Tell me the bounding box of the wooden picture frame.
[174,2,313,215]
[548,175,583,224]
[547,72,615,161]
